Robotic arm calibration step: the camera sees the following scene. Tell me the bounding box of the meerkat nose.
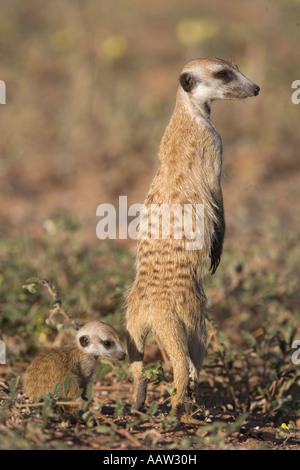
[253,85,260,96]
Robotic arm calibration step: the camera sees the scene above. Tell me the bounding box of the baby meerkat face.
[179,58,260,106]
[76,321,126,360]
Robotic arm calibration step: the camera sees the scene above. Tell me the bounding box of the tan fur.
[126,58,259,424]
[22,321,125,403]
[23,344,96,401]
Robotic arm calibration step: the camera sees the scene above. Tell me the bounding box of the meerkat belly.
[199,126,223,184]
[133,129,222,299]
[135,237,203,300]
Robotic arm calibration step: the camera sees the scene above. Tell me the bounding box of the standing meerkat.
[126,58,260,424]
[22,321,126,402]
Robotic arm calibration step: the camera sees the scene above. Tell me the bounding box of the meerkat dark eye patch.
[179,72,195,92]
[102,340,114,348]
[79,335,90,347]
[214,69,234,82]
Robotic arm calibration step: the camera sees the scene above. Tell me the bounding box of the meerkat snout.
[179,57,260,107]
[253,84,260,96]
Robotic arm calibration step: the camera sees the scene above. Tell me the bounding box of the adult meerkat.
[126,58,260,424]
[22,321,125,402]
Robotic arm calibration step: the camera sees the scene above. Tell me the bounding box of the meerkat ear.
[79,335,90,347]
[179,72,195,92]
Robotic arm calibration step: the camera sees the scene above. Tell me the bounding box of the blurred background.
[0,0,299,352]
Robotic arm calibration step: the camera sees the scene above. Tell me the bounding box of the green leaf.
[149,400,158,416]
[113,397,124,418]
[96,425,113,434]
[25,277,45,285]
[95,362,112,380]
[241,330,257,348]
[64,374,70,395]
[53,382,63,397]
[181,437,191,449]
[86,382,94,402]
[22,284,37,294]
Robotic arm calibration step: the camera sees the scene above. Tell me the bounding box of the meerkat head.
[76,321,126,360]
[179,58,260,111]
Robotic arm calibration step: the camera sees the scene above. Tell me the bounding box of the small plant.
[22,277,79,331]
[141,361,168,386]
[276,421,300,440]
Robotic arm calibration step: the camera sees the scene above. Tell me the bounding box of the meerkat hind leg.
[188,331,206,406]
[171,352,205,426]
[156,324,205,426]
[126,326,148,411]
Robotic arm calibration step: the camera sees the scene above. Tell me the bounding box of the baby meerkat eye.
[102,340,114,348]
[214,69,233,82]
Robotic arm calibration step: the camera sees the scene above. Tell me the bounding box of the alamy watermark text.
[96,196,204,250]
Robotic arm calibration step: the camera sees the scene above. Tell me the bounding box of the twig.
[11,362,29,368]
[42,281,77,327]
[240,425,280,443]
[95,411,148,450]
[15,401,81,408]
[94,385,132,391]
[23,278,80,329]
[131,408,156,426]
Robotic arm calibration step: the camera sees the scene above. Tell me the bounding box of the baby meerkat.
[22,321,126,402]
[126,58,260,424]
